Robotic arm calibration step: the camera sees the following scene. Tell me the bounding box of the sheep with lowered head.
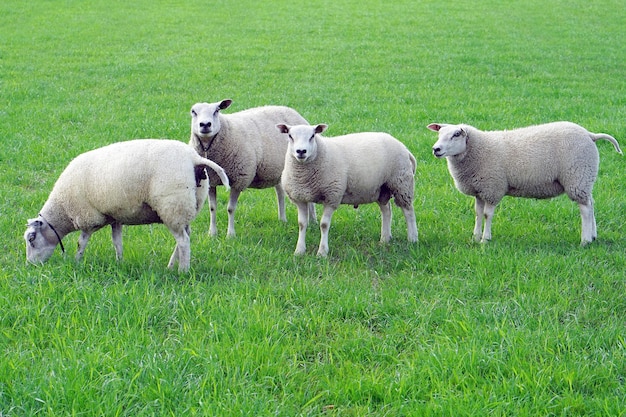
[24,139,230,272]
[276,123,418,256]
[427,121,622,244]
[189,99,315,237]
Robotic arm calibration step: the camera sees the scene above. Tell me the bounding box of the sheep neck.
[40,199,75,240]
[196,132,219,155]
[38,212,65,253]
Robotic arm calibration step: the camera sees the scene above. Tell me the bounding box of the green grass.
[2,0,625,415]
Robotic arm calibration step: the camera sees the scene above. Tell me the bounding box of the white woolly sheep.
[427,121,622,244]
[189,99,315,237]
[24,139,230,272]
[276,123,418,256]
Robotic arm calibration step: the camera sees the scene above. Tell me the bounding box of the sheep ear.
[219,99,233,110]
[314,124,327,134]
[276,124,290,134]
[427,123,445,132]
[27,218,43,229]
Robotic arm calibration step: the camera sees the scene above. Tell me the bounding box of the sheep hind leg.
[308,203,318,225]
[378,201,392,243]
[226,189,241,238]
[208,186,218,237]
[578,199,596,245]
[400,204,418,243]
[111,222,123,261]
[167,226,191,272]
[317,205,336,257]
[275,185,287,222]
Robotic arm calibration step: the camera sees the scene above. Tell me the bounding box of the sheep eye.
[288,134,294,141]
[452,131,461,138]
[213,109,219,116]
[191,109,197,117]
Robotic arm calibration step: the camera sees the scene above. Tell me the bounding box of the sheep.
[189,99,316,238]
[276,123,418,256]
[427,121,622,244]
[24,139,230,272]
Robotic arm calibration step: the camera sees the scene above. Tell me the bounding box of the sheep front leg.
[275,184,287,222]
[378,201,392,243]
[473,197,485,242]
[111,222,123,261]
[226,189,241,238]
[294,201,310,255]
[317,205,336,257]
[208,186,218,237]
[578,200,596,245]
[76,230,93,261]
[481,202,496,243]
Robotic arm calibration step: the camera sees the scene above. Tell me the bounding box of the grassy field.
[1,0,625,415]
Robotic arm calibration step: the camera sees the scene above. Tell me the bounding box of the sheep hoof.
[316,247,329,257]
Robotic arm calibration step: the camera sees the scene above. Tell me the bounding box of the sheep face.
[190,99,232,139]
[24,218,58,264]
[428,123,468,158]
[277,123,327,163]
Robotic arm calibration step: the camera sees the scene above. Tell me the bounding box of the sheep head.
[428,123,468,158]
[190,99,233,140]
[276,123,327,163]
[24,217,60,265]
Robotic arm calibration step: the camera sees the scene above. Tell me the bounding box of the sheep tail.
[196,157,231,190]
[591,133,623,155]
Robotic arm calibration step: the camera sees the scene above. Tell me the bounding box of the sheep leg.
[275,185,287,222]
[317,205,336,257]
[481,202,496,243]
[111,222,123,261]
[473,198,485,242]
[578,199,596,245]
[226,189,241,238]
[308,203,318,225]
[208,186,218,237]
[401,204,419,243]
[591,199,597,240]
[378,201,392,243]
[76,230,93,261]
[294,201,310,255]
[167,226,191,272]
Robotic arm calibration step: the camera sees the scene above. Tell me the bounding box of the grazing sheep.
[276,123,418,256]
[189,99,315,237]
[427,121,622,244]
[24,139,230,272]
